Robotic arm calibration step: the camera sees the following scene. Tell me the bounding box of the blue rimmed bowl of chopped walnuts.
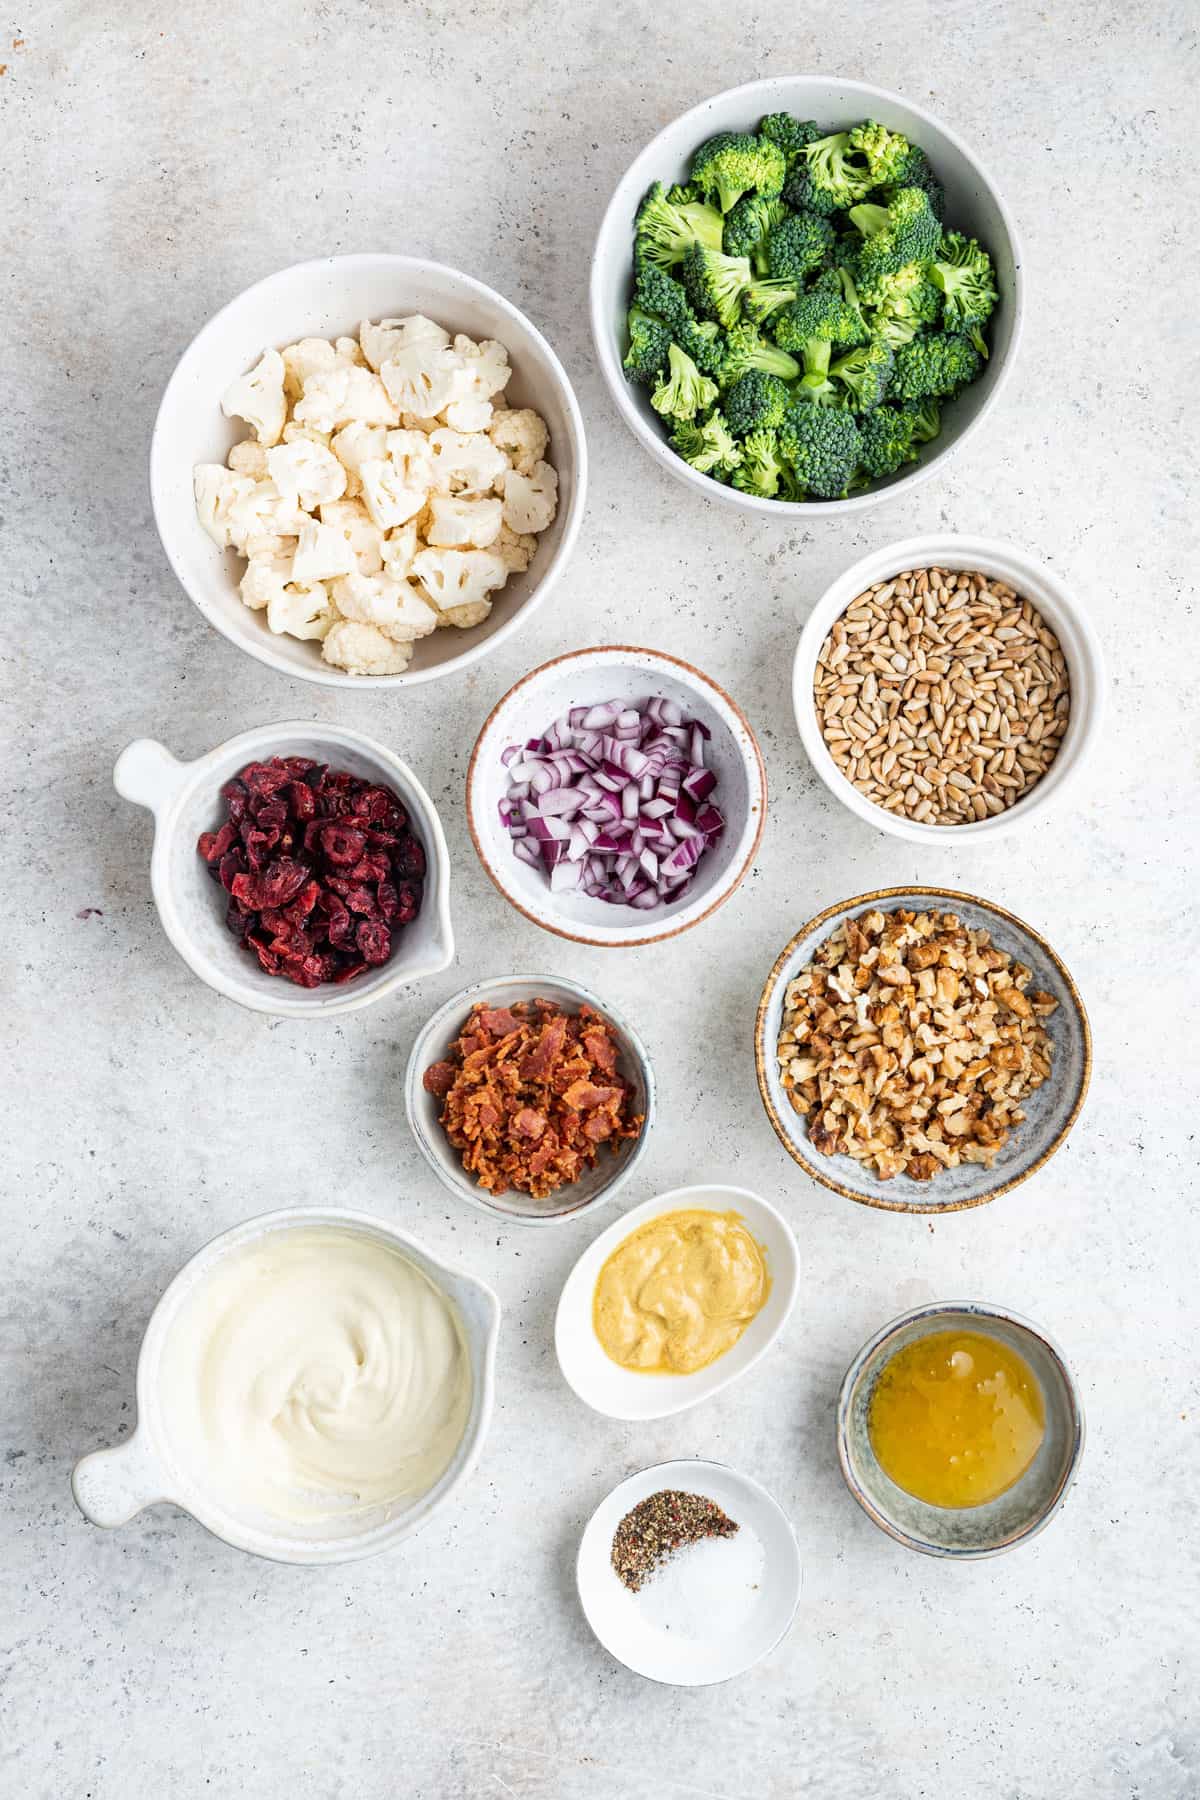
[590,76,1023,514]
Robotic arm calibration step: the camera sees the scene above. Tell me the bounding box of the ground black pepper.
[611,1489,739,1592]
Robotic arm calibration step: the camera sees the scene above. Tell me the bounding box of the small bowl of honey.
[837,1301,1084,1559]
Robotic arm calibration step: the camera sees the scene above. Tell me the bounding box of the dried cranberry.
[198,821,238,864]
[281,756,318,777]
[356,919,392,964]
[321,823,367,866]
[225,901,253,941]
[284,880,322,922]
[230,857,310,911]
[286,781,316,821]
[393,836,426,879]
[240,760,292,799]
[332,959,369,984]
[376,879,399,921]
[393,883,420,923]
[348,852,390,884]
[218,851,246,894]
[341,885,377,915]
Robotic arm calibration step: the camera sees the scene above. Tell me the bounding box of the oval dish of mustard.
[593,1209,771,1375]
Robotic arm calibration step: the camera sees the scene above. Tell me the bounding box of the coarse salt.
[634,1524,765,1641]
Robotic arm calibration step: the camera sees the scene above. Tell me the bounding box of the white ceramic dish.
[404,974,655,1225]
[466,646,767,947]
[576,1458,801,1685]
[71,1207,500,1565]
[152,253,587,687]
[837,1301,1085,1558]
[794,535,1106,841]
[114,721,453,1017]
[554,1183,798,1418]
[591,75,1023,517]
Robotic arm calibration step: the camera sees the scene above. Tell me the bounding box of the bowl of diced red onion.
[466,647,767,946]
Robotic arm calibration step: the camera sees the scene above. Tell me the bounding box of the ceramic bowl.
[591,75,1022,517]
[755,888,1091,1213]
[794,535,1106,842]
[466,646,767,947]
[71,1207,500,1565]
[837,1301,1085,1558]
[114,721,453,1017]
[554,1184,798,1419]
[404,974,655,1225]
[151,253,587,687]
[576,1458,801,1685]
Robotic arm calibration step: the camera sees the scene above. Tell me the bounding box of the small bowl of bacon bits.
[114,721,453,1017]
[405,975,655,1224]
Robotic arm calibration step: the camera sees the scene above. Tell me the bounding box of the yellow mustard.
[868,1328,1046,1508]
[592,1209,771,1375]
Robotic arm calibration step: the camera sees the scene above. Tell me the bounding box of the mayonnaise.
[160,1228,471,1522]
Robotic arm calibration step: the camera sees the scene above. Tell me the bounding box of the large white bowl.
[554,1184,799,1419]
[114,721,454,1017]
[152,254,588,686]
[793,535,1106,842]
[466,646,767,947]
[404,974,656,1226]
[591,76,1023,516]
[71,1208,500,1565]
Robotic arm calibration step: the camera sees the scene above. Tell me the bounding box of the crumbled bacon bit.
[423,1000,643,1199]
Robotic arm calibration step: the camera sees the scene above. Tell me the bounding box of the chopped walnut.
[776,909,1058,1182]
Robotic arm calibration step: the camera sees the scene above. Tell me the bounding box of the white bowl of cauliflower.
[153,255,587,683]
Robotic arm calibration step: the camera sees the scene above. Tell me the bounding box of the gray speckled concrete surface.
[3,4,1197,1795]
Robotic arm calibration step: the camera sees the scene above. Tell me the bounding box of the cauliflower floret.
[242,531,298,561]
[239,552,293,611]
[381,523,419,581]
[499,459,558,535]
[226,480,310,554]
[494,523,537,574]
[360,314,450,372]
[293,364,398,433]
[489,407,549,476]
[411,547,508,619]
[291,519,359,583]
[267,582,336,641]
[442,393,494,433]
[399,410,441,431]
[425,493,503,549]
[335,335,367,367]
[322,619,413,677]
[194,465,257,548]
[319,499,384,575]
[452,334,510,398]
[267,438,347,510]
[330,421,388,499]
[426,427,507,495]
[221,350,288,447]
[330,570,438,643]
[435,599,494,629]
[378,342,469,418]
[281,337,339,402]
[359,446,430,530]
[227,439,270,479]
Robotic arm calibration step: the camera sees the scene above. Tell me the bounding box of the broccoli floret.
[670,409,743,477]
[800,131,876,210]
[773,284,868,402]
[882,147,945,219]
[666,182,699,204]
[622,305,672,384]
[779,404,863,498]
[731,427,787,497]
[857,404,918,477]
[849,188,941,291]
[679,241,753,329]
[758,113,822,164]
[633,256,726,374]
[891,332,983,399]
[765,209,836,282]
[831,339,894,411]
[723,368,793,437]
[636,180,726,271]
[930,232,998,343]
[743,275,799,325]
[781,166,841,216]
[719,323,800,388]
[649,342,719,423]
[691,131,786,214]
[723,194,787,269]
[847,120,915,187]
[903,397,942,442]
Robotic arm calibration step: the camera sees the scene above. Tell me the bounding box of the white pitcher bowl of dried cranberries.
[114,721,454,1016]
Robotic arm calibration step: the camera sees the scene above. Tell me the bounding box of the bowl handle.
[113,739,187,813]
[72,1428,170,1528]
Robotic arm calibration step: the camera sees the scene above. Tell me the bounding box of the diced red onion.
[500,695,725,909]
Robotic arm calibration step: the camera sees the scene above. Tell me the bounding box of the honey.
[868,1329,1045,1508]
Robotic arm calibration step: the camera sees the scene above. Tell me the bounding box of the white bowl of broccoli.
[590,76,1023,514]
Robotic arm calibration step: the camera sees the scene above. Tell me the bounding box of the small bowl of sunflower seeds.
[754,888,1091,1212]
[793,535,1105,842]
